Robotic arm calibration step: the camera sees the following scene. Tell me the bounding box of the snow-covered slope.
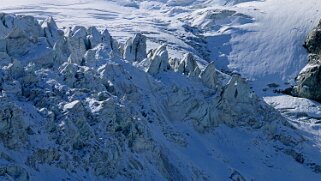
[229,0,321,94]
[1,0,321,180]
[1,0,320,94]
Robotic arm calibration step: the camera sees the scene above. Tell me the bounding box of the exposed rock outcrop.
[293,19,321,101]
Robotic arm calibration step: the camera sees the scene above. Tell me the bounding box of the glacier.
[0,0,321,180]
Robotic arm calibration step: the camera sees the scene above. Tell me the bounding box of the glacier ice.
[0,13,320,181]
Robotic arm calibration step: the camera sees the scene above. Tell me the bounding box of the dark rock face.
[293,20,321,101]
[304,20,321,55]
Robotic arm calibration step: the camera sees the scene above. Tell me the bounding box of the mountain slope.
[0,0,321,180]
[2,0,320,94]
[0,12,320,181]
[228,0,321,94]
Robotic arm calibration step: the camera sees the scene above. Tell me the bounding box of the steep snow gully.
[0,0,321,181]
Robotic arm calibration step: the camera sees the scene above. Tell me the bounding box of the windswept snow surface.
[265,95,321,158]
[230,0,321,94]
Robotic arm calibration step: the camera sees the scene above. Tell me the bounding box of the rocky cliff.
[293,19,321,101]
